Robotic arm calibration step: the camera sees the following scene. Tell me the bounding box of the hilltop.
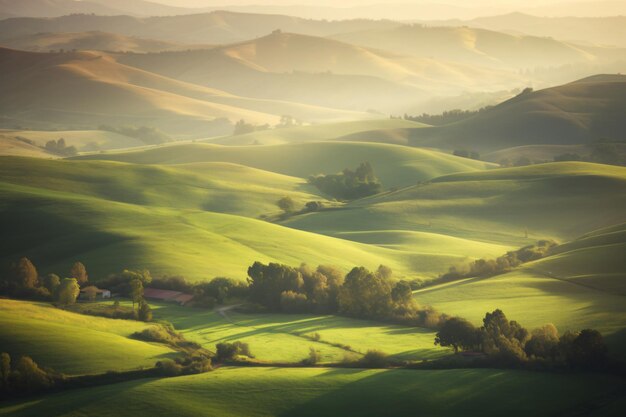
[0,31,209,53]
[0,47,367,136]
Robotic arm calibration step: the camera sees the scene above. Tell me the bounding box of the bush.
[215,341,254,361]
[156,359,182,376]
[359,350,390,368]
[302,347,321,365]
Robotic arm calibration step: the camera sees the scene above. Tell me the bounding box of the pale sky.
[156,1,571,6]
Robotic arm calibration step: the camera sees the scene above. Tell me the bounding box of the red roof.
[144,288,193,305]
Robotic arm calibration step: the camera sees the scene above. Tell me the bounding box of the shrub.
[302,347,321,365]
[215,341,254,361]
[359,350,389,368]
[156,359,182,376]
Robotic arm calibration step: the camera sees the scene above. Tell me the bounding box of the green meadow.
[1,367,624,417]
[0,299,177,375]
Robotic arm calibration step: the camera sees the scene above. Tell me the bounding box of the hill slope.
[342,75,626,151]
[286,162,626,251]
[74,141,493,189]
[1,367,623,417]
[0,47,367,135]
[0,299,176,375]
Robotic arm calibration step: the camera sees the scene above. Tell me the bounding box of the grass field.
[1,367,624,417]
[150,303,449,362]
[76,141,494,189]
[0,129,144,152]
[413,223,626,358]
[0,299,177,375]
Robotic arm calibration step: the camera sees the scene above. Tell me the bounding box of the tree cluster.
[247,262,445,328]
[402,106,492,126]
[0,353,59,398]
[0,258,88,305]
[308,162,382,200]
[435,309,610,370]
[98,125,172,145]
[44,138,77,156]
[431,240,557,287]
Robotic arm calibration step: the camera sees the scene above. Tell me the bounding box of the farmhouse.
[143,288,194,306]
[79,286,111,300]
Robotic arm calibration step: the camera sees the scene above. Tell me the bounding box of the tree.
[70,262,88,286]
[280,290,309,313]
[129,279,144,310]
[277,196,297,214]
[43,274,61,295]
[57,278,79,305]
[10,257,38,290]
[13,356,52,392]
[138,299,153,322]
[482,309,529,359]
[0,353,10,390]
[82,286,98,302]
[435,317,481,353]
[338,267,393,319]
[525,324,559,359]
[247,262,303,311]
[566,329,608,369]
[233,119,256,135]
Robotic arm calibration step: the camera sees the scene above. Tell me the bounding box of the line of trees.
[416,240,558,290]
[0,353,58,398]
[308,162,382,200]
[434,309,610,370]
[0,257,89,305]
[402,106,492,126]
[247,262,446,329]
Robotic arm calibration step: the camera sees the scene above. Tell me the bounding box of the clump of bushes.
[132,324,200,351]
[358,350,391,368]
[301,347,321,365]
[308,162,382,200]
[215,341,254,362]
[155,354,212,377]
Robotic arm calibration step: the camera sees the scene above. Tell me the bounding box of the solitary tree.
[0,353,10,390]
[11,257,38,289]
[70,262,88,286]
[129,278,144,310]
[57,278,80,305]
[277,196,297,214]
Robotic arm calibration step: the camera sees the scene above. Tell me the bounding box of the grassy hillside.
[75,141,493,189]
[1,129,145,152]
[150,303,449,363]
[0,47,367,136]
[287,162,626,248]
[0,134,56,158]
[1,367,624,417]
[0,157,435,280]
[341,75,626,152]
[207,119,428,146]
[525,223,626,294]
[0,299,177,375]
[116,31,519,113]
[0,157,326,216]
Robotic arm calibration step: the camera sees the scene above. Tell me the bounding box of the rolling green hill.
[341,75,626,152]
[286,162,626,248]
[1,129,145,152]
[1,367,624,417]
[1,155,459,280]
[75,141,493,189]
[0,299,177,375]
